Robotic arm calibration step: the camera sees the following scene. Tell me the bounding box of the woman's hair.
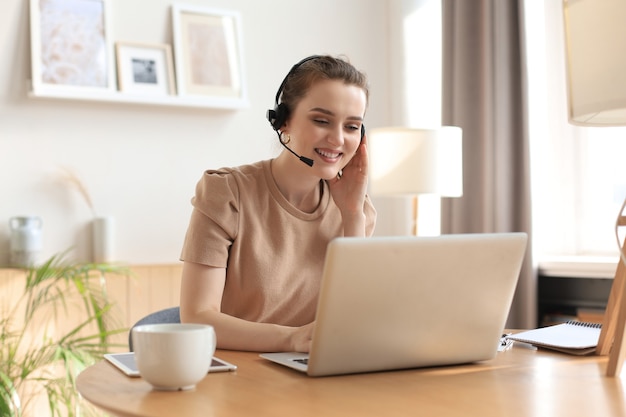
[279,55,369,116]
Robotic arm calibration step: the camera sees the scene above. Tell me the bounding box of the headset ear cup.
[272,103,289,131]
[266,109,277,128]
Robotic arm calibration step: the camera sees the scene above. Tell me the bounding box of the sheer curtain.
[441,0,535,328]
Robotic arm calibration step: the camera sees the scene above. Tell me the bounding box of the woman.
[179,55,376,352]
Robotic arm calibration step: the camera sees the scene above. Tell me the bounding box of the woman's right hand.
[291,322,315,352]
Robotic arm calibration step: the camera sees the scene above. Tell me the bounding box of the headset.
[266,55,365,167]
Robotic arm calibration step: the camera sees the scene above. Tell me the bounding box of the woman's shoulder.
[203,160,266,179]
[203,160,267,184]
[195,160,269,197]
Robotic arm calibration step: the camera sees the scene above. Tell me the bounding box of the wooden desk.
[77,345,626,417]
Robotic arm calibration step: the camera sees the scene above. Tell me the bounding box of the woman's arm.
[179,261,313,352]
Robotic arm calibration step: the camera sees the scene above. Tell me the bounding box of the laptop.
[260,233,527,377]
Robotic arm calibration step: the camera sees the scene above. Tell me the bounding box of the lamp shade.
[368,127,463,197]
[564,0,626,126]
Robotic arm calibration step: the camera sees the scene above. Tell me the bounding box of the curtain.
[441,0,535,329]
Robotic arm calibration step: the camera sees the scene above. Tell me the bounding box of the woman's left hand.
[327,135,369,228]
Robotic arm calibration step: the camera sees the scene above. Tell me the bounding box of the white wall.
[0,0,392,265]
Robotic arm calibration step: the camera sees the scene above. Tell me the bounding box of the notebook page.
[506,321,601,350]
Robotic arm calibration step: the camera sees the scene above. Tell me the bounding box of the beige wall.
[0,0,392,266]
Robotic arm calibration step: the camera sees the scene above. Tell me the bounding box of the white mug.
[131,323,216,391]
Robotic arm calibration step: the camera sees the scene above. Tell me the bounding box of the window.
[524,1,626,271]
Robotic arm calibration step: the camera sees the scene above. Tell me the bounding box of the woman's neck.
[271,155,322,213]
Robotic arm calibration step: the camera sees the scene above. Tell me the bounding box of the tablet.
[104,352,237,377]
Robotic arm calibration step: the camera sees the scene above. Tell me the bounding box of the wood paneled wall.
[1,264,182,415]
[1,264,183,351]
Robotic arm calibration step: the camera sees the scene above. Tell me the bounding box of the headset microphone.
[282,143,314,167]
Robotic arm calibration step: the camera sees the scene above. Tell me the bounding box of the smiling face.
[281,79,367,179]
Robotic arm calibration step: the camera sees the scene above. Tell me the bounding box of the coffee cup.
[131,323,216,391]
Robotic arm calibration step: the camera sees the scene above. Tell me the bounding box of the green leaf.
[2,251,130,416]
[0,370,21,417]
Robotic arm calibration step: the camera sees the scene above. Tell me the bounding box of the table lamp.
[368,127,463,235]
[563,0,626,376]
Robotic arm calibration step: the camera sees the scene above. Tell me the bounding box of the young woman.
[179,55,376,352]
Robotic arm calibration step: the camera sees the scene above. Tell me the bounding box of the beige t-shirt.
[180,159,376,326]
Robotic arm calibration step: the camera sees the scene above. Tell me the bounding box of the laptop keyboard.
[289,335,511,367]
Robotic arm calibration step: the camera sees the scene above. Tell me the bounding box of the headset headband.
[273,55,322,107]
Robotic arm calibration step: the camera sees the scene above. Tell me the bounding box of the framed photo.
[172,4,248,108]
[115,42,176,95]
[29,0,115,93]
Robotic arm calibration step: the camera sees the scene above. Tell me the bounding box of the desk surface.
[77,345,626,417]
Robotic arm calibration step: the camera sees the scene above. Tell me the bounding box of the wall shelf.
[28,85,249,110]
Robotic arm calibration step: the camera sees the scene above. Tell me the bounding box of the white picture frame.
[171,4,248,108]
[115,42,176,96]
[29,0,116,94]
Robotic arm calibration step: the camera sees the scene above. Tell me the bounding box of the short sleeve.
[180,170,240,267]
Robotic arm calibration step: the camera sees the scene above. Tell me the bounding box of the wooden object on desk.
[597,216,626,376]
[77,346,625,417]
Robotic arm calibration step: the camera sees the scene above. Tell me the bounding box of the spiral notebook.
[505,321,602,355]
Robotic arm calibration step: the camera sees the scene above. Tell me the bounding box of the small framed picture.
[29,0,115,93]
[172,4,248,108]
[115,42,176,95]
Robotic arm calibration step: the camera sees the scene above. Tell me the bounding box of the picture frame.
[171,4,248,108]
[29,0,116,93]
[115,42,176,96]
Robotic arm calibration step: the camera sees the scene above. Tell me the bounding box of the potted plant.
[0,252,130,417]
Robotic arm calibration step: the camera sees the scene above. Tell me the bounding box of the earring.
[280,132,291,144]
